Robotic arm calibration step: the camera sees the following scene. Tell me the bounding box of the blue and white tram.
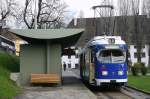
[79,36,128,86]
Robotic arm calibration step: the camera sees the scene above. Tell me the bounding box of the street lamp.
[34,0,38,29]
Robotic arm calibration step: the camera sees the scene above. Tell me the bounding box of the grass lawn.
[128,75,150,92]
[0,67,20,99]
[0,53,20,99]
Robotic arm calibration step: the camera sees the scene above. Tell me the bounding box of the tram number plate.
[110,80,116,83]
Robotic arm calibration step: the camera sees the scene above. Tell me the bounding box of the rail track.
[90,86,150,99]
[72,70,150,99]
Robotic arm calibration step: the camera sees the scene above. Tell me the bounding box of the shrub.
[0,53,20,98]
[131,62,148,76]
[140,63,147,75]
[131,62,141,76]
[0,53,20,72]
[131,66,139,76]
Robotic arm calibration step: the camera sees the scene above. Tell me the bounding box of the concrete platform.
[14,70,97,99]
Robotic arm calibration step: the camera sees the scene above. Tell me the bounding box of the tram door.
[89,49,95,84]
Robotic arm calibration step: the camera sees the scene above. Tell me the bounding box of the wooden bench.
[30,74,61,84]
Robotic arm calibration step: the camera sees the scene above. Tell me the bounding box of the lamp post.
[34,0,38,29]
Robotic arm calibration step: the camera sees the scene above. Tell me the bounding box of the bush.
[131,62,141,76]
[131,62,148,76]
[131,66,139,76]
[0,53,20,72]
[140,63,147,75]
[0,53,20,98]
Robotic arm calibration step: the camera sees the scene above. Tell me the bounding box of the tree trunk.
[134,15,141,62]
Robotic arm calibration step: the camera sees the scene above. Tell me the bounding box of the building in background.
[61,47,79,69]
[128,45,149,66]
[67,16,150,67]
[0,28,24,55]
[0,35,15,54]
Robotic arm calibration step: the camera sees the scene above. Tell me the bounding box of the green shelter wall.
[47,43,61,75]
[20,43,62,86]
[20,44,46,85]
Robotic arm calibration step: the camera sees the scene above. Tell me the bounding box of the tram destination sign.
[108,38,115,44]
[105,45,119,49]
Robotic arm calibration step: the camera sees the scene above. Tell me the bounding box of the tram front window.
[97,49,126,63]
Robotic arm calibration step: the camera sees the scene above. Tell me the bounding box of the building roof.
[9,29,84,39]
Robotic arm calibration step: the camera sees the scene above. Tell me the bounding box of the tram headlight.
[118,71,123,75]
[102,71,108,76]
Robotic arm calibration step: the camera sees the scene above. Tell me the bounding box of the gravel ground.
[14,70,97,99]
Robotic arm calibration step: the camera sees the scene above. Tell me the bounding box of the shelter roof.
[9,29,84,40]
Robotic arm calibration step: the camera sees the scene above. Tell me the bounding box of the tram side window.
[85,51,90,63]
[83,54,86,64]
[91,51,94,63]
[82,54,86,65]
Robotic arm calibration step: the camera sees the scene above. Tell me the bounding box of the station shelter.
[9,29,84,86]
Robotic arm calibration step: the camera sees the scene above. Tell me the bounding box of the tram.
[79,36,128,86]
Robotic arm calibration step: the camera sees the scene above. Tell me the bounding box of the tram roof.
[78,36,126,54]
[88,36,126,46]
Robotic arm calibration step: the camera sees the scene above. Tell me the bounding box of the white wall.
[129,45,137,65]
[62,44,149,68]
[141,45,149,66]
[129,44,149,66]
[61,55,79,69]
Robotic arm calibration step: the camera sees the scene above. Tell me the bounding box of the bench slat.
[30,73,61,84]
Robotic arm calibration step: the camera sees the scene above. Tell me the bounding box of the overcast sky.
[64,0,118,18]
[6,0,144,28]
[64,0,144,18]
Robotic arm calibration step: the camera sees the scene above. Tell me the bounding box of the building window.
[68,64,71,68]
[91,52,94,63]
[134,45,137,48]
[141,53,145,57]
[134,53,137,58]
[68,55,71,59]
[75,64,78,68]
[75,54,78,58]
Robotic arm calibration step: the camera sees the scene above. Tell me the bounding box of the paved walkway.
[14,70,97,99]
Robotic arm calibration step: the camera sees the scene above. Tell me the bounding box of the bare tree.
[118,0,146,62]
[131,0,143,62]
[118,0,131,43]
[0,0,17,28]
[23,0,67,29]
